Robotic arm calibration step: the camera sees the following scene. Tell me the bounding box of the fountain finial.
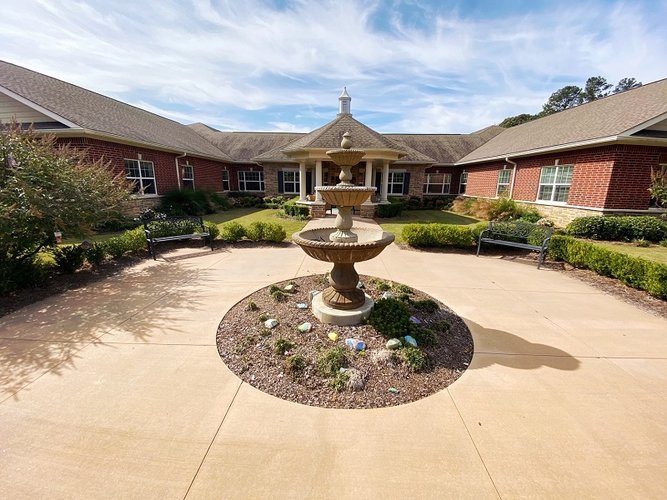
[341,132,352,150]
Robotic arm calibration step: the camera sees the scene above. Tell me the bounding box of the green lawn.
[592,240,667,265]
[378,210,480,243]
[204,208,308,239]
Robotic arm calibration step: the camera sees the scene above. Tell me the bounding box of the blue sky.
[2,0,666,133]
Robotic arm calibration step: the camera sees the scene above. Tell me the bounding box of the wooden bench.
[143,216,213,260]
[477,220,553,269]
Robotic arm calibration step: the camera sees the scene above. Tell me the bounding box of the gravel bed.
[216,275,474,409]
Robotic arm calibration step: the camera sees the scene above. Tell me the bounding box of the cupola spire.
[338,87,351,116]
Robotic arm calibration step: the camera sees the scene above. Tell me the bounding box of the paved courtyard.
[1,218,666,499]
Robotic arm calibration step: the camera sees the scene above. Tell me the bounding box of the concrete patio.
[1,218,666,499]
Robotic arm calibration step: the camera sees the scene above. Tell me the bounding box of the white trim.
[620,111,667,136]
[0,85,82,129]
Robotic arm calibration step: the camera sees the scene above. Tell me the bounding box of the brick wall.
[57,137,233,194]
[425,165,464,194]
[463,144,667,211]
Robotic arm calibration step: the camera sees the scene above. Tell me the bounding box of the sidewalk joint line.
[182,379,243,500]
[447,388,503,499]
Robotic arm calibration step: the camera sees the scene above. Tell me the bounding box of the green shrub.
[271,289,289,302]
[52,245,86,274]
[549,235,667,299]
[84,242,107,266]
[227,192,265,208]
[0,257,49,294]
[273,338,294,355]
[146,219,201,238]
[328,371,350,392]
[402,222,485,248]
[377,201,403,218]
[158,189,227,215]
[204,221,220,240]
[105,227,146,259]
[246,221,286,242]
[282,201,310,218]
[284,354,307,379]
[373,279,391,291]
[400,347,428,372]
[410,325,438,347]
[566,216,667,242]
[413,299,439,313]
[219,222,246,242]
[420,195,456,210]
[368,298,412,338]
[317,347,348,377]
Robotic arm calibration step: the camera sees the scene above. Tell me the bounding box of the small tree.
[541,85,584,115]
[499,113,536,128]
[649,165,667,208]
[582,76,612,102]
[614,77,642,94]
[0,124,131,290]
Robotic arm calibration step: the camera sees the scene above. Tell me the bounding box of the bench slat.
[143,216,213,259]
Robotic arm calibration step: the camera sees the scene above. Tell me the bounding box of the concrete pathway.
[1,217,666,499]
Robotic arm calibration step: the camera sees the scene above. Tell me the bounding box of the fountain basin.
[292,227,394,263]
[316,186,376,207]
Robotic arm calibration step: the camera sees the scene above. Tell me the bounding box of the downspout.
[505,156,517,199]
[175,153,186,190]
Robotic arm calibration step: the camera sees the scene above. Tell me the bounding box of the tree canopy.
[0,124,131,265]
[500,76,643,128]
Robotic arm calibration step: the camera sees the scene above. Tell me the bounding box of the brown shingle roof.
[254,114,435,163]
[188,123,303,162]
[387,125,504,164]
[0,60,232,161]
[459,79,667,164]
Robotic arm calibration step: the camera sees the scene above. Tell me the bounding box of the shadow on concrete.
[0,260,214,401]
[463,319,581,371]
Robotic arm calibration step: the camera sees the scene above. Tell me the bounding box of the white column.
[315,160,323,202]
[381,160,389,202]
[364,160,373,187]
[299,160,307,201]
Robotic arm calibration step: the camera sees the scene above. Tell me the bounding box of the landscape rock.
[345,338,366,352]
[404,335,418,348]
[297,322,312,333]
[264,318,279,329]
[381,291,394,300]
[388,387,400,394]
[409,316,422,324]
[370,349,397,366]
[386,338,402,350]
[296,302,308,309]
[284,284,296,292]
[328,331,339,341]
[345,368,365,391]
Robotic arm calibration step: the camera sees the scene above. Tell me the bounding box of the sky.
[2,0,666,134]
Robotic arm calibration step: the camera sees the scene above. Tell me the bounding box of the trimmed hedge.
[282,201,310,218]
[377,201,404,218]
[218,220,286,243]
[549,235,667,299]
[402,222,487,248]
[566,216,667,242]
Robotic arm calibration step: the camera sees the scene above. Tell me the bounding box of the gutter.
[505,157,517,198]
[175,153,186,190]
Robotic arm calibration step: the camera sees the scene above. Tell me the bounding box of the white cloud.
[1,0,666,132]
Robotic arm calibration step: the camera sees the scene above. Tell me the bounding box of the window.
[181,164,194,190]
[459,171,468,194]
[496,169,511,197]
[388,171,405,195]
[537,165,573,203]
[124,159,156,195]
[222,170,230,191]
[239,171,264,191]
[423,172,451,194]
[282,170,300,194]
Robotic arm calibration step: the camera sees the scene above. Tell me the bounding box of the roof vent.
[338,87,351,116]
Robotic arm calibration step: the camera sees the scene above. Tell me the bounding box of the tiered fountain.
[292,132,395,325]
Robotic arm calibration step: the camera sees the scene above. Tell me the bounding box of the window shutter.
[278,171,284,193]
[403,172,411,195]
[375,172,382,190]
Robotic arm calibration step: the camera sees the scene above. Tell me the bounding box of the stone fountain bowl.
[316,185,376,206]
[325,148,366,166]
[292,227,395,263]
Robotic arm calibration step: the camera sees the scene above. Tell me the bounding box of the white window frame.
[238,170,264,192]
[459,171,468,194]
[388,171,405,195]
[423,172,451,194]
[124,159,157,195]
[537,164,574,203]
[181,164,194,190]
[282,169,300,194]
[222,170,230,191]
[496,169,511,197]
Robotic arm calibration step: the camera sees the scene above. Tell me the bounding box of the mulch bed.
[216,275,474,409]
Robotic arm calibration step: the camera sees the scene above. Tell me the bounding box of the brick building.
[2,60,666,224]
